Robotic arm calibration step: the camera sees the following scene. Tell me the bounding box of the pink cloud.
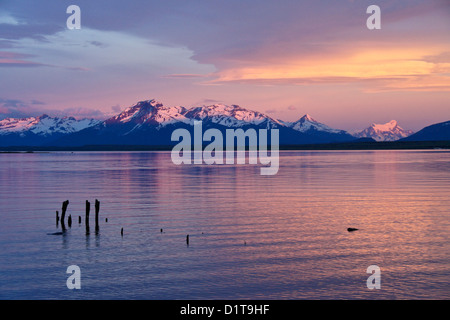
[0,51,47,67]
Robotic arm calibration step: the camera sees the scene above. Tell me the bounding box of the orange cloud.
[211,45,450,92]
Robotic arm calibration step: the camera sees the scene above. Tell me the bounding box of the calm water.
[0,150,448,300]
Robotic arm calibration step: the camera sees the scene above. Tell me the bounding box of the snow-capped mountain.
[285,114,347,134]
[279,114,355,143]
[183,104,283,128]
[0,114,101,146]
[49,99,356,147]
[105,100,189,127]
[0,114,100,135]
[0,99,360,147]
[353,120,414,141]
[106,101,283,128]
[8,98,438,147]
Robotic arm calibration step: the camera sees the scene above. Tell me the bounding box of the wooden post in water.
[95,199,100,233]
[68,215,72,228]
[60,200,69,232]
[78,216,81,224]
[85,200,90,234]
[186,234,189,246]
[56,211,59,226]
[61,200,69,223]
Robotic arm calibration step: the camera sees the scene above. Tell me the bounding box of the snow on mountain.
[106,100,189,127]
[183,104,283,128]
[353,120,414,141]
[0,100,347,138]
[285,114,346,134]
[3,98,447,147]
[0,114,101,136]
[104,100,284,129]
[45,99,358,146]
[0,98,361,146]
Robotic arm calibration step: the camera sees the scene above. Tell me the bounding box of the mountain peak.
[288,114,344,134]
[354,120,413,141]
[370,120,398,131]
[110,99,163,124]
[106,99,189,127]
[388,120,397,125]
[300,114,317,122]
[184,103,281,128]
[136,99,164,107]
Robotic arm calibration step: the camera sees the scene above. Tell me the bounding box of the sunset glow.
[215,46,450,87]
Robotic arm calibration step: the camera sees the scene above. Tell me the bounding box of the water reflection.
[0,150,448,299]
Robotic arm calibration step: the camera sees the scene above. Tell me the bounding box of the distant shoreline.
[0,140,449,153]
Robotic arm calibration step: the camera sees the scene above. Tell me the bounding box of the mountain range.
[0,114,101,146]
[0,99,448,147]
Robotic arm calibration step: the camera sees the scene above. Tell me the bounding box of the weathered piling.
[95,199,100,233]
[60,200,69,222]
[60,200,69,231]
[186,234,189,246]
[68,215,72,228]
[56,211,59,226]
[85,200,90,234]
[121,228,123,236]
[78,216,81,224]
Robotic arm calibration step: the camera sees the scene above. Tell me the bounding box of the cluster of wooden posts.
[55,199,101,235]
[54,200,192,244]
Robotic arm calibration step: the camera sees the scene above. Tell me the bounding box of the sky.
[0,0,449,131]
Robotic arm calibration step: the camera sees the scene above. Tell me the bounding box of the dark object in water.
[68,215,72,227]
[85,200,90,234]
[347,228,359,232]
[78,216,81,224]
[61,200,69,222]
[121,228,123,236]
[47,231,64,236]
[60,200,69,231]
[95,199,100,233]
[186,234,189,246]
